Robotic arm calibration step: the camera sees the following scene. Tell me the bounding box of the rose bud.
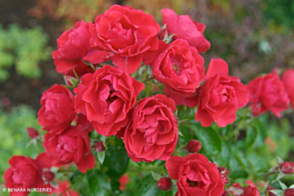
[157,177,172,191]
[186,139,202,153]
[280,162,294,174]
[94,141,105,152]
[218,167,230,184]
[119,174,130,191]
[43,170,55,182]
[285,189,294,196]
[27,127,39,139]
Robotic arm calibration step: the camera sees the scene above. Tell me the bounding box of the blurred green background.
[0,0,294,194]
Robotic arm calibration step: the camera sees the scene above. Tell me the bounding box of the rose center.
[187,179,198,187]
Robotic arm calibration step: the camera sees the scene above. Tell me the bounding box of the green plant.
[0,24,50,82]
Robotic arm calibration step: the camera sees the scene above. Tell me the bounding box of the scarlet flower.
[151,39,205,107]
[52,20,112,77]
[74,65,144,136]
[4,153,53,196]
[166,154,225,196]
[161,8,210,53]
[38,85,76,134]
[124,94,178,162]
[43,125,95,173]
[247,73,289,117]
[195,59,249,127]
[90,5,160,74]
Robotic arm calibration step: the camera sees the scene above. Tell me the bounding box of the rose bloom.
[74,65,144,136]
[43,125,95,173]
[151,39,204,107]
[282,69,294,109]
[38,84,76,133]
[50,180,79,196]
[90,5,160,74]
[195,59,249,127]
[124,94,178,162]
[247,73,289,118]
[161,8,210,53]
[4,153,53,196]
[52,20,113,77]
[166,154,225,196]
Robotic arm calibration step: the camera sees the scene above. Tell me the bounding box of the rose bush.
[3,4,294,196]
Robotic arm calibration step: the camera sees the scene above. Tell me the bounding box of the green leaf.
[71,170,111,196]
[245,126,258,147]
[87,170,111,196]
[216,140,231,167]
[98,151,105,164]
[186,123,222,155]
[135,175,173,196]
[102,137,129,193]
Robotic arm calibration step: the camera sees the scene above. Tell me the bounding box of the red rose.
[52,20,113,77]
[90,5,160,74]
[50,180,79,196]
[247,73,289,117]
[4,153,53,196]
[74,65,144,136]
[124,94,178,162]
[38,84,76,133]
[195,59,249,127]
[282,69,294,109]
[151,39,204,107]
[43,125,95,173]
[161,9,210,53]
[166,154,225,196]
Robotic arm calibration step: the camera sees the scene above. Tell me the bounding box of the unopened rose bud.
[280,162,294,174]
[43,170,55,182]
[157,177,172,191]
[64,76,78,87]
[218,167,230,184]
[95,141,105,152]
[27,127,39,139]
[186,140,202,153]
[285,188,294,196]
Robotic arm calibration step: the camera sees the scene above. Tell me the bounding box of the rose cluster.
[4,4,294,196]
